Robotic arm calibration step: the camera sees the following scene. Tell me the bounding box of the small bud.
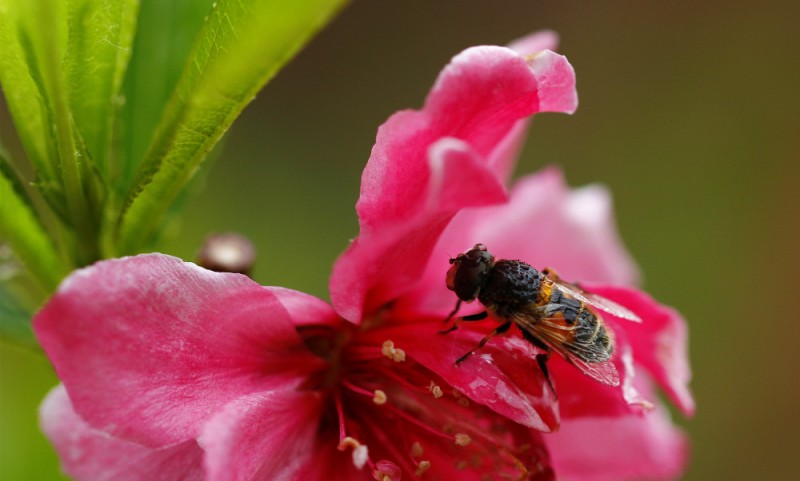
[196,232,256,276]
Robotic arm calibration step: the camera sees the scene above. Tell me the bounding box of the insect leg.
[455,321,512,365]
[442,299,462,325]
[536,353,557,399]
[521,330,557,397]
[439,309,488,334]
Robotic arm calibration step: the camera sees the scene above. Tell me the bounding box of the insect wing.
[551,281,641,322]
[513,306,620,386]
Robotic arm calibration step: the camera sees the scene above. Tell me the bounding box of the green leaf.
[0,150,69,291]
[65,0,139,177]
[116,0,348,254]
[117,0,215,195]
[0,0,105,264]
[0,1,62,191]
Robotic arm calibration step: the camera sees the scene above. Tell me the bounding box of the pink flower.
[34,32,692,481]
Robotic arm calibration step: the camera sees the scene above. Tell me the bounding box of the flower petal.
[40,385,204,481]
[371,322,560,432]
[331,140,507,322]
[586,285,695,416]
[34,254,323,447]
[507,30,560,56]
[268,286,341,327]
[199,389,323,481]
[331,43,577,322]
[547,408,689,481]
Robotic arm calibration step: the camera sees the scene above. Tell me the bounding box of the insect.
[441,243,640,387]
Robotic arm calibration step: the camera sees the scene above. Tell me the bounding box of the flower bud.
[196,232,256,276]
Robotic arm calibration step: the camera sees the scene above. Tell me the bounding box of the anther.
[428,381,443,398]
[415,460,431,476]
[381,340,406,362]
[454,433,472,447]
[338,437,369,470]
[410,442,424,458]
[372,390,387,405]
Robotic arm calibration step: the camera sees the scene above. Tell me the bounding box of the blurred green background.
[2,1,799,479]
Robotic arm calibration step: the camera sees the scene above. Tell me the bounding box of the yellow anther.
[454,433,472,447]
[410,441,424,458]
[428,381,443,398]
[381,340,406,362]
[338,437,369,470]
[415,460,431,476]
[457,397,470,407]
[373,390,387,405]
[338,436,361,451]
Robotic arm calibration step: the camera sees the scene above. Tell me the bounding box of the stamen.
[455,433,472,446]
[428,381,443,399]
[415,460,431,476]
[334,389,347,443]
[410,442,424,458]
[373,389,387,405]
[381,340,406,362]
[338,436,360,451]
[380,403,455,442]
[352,444,369,469]
[338,436,370,470]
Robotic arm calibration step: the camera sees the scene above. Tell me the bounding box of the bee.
[442,243,640,387]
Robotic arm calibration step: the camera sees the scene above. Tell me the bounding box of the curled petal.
[331,141,507,322]
[332,44,577,322]
[200,390,324,481]
[40,385,204,481]
[34,254,323,447]
[586,285,695,416]
[547,407,689,481]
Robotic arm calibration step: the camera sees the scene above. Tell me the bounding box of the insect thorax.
[478,260,541,315]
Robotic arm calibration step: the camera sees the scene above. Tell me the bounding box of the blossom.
[34,31,692,481]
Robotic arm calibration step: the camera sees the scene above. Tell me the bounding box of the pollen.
[372,389,387,405]
[428,381,443,398]
[338,437,370,470]
[381,340,406,362]
[352,444,369,469]
[454,433,472,447]
[415,460,431,476]
[411,441,424,458]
